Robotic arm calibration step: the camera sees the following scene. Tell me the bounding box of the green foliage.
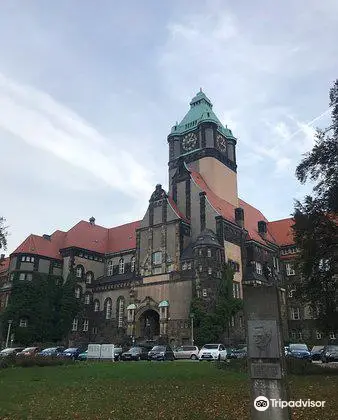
[190,264,243,346]
[0,216,7,251]
[293,80,338,335]
[1,272,82,345]
[0,355,75,369]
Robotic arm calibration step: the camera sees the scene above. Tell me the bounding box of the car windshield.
[311,346,324,352]
[203,345,219,350]
[152,346,166,352]
[42,348,57,352]
[290,344,308,351]
[128,347,141,353]
[64,348,77,352]
[326,345,338,351]
[0,348,14,354]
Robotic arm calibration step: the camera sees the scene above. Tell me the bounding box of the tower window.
[76,266,83,278]
[208,267,212,275]
[75,287,81,299]
[202,289,207,297]
[19,319,28,328]
[72,318,78,331]
[255,262,262,275]
[291,307,300,320]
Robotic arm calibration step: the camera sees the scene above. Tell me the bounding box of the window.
[72,318,78,331]
[231,316,235,327]
[199,265,203,272]
[105,299,112,320]
[83,319,89,332]
[119,258,125,274]
[107,260,113,276]
[118,298,125,328]
[152,252,162,265]
[288,289,295,298]
[291,330,296,340]
[273,256,279,272]
[199,249,203,256]
[94,300,100,312]
[131,256,135,272]
[319,259,330,271]
[92,327,98,334]
[291,307,300,320]
[202,289,207,297]
[316,331,322,340]
[19,273,26,281]
[21,256,34,262]
[286,263,295,276]
[208,267,212,275]
[207,249,211,258]
[76,266,83,278]
[239,316,243,327]
[298,331,303,340]
[86,272,93,284]
[84,294,90,305]
[255,262,262,275]
[19,319,27,328]
[329,332,336,340]
[233,282,241,299]
[75,287,81,299]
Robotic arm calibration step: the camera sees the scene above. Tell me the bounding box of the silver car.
[174,345,199,360]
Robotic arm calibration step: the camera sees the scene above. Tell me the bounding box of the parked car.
[38,347,65,357]
[148,345,175,361]
[57,348,83,360]
[198,344,227,361]
[321,345,338,363]
[121,347,149,361]
[17,347,41,357]
[78,350,88,361]
[310,346,324,361]
[173,345,199,360]
[286,344,311,360]
[0,347,25,358]
[232,347,247,359]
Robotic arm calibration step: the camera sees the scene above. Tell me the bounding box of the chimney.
[258,220,267,238]
[235,207,244,228]
[89,216,95,225]
[42,234,51,241]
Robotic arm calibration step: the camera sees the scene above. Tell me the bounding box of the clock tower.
[168,89,238,207]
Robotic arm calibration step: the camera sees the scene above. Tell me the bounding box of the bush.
[0,355,75,369]
[215,358,248,373]
[286,358,338,375]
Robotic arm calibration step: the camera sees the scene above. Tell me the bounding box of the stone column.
[243,284,291,420]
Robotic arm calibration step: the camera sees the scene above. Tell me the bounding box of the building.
[1,90,333,347]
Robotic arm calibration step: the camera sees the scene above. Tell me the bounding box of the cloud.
[0,72,155,200]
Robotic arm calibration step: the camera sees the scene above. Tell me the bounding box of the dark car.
[0,347,25,358]
[78,350,88,361]
[310,346,324,361]
[148,345,174,361]
[121,347,149,361]
[57,348,83,360]
[321,345,338,363]
[17,347,41,357]
[233,347,247,359]
[287,344,311,360]
[38,347,65,357]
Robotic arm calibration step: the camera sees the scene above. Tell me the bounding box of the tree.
[292,79,338,336]
[0,217,7,252]
[190,263,243,346]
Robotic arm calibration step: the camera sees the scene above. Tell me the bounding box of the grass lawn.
[0,361,337,420]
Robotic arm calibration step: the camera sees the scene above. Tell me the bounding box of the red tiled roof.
[167,196,190,223]
[191,171,277,246]
[268,218,295,246]
[13,232,65,260]
[107,221,141,253]
[63,221,108,253]
[0,257,10,274]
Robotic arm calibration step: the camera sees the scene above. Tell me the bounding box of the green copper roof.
[170,89,236,139]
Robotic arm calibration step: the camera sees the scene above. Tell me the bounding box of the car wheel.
[218,355,221,362]
[190,355,198,360]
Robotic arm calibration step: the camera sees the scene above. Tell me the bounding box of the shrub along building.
[1,90,334,347]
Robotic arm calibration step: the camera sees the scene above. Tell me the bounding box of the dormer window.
[76,266,83,278]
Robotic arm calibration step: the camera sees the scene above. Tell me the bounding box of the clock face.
[217,135,227,152]
[182,132,198,151]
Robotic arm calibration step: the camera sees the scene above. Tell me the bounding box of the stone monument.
[243,284,291,419]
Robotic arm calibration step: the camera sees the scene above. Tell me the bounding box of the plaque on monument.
[251,362,282,379]
[248,320,280,358]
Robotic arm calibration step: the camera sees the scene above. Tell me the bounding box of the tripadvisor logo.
[254,396,326,411]
[254,396,269,411]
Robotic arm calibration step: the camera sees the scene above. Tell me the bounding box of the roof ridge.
[269,217,294,223]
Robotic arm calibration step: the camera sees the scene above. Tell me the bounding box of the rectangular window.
[107,261,113,276]
[298,331,303,340]
[152,252,162,265]
[286,263,295,276]
[255,262,262,275]
[92,327,98,334]
[288,289,295,298]
[207,249,211,258]
[83,319,89,332]
[231,316,235,327]
[316,331,322,340]
[19,319,27,328]
[273,256,279,272]
[72,318,78,331]
[233,282,241,299]
[291,307,300,320]
[19,273,26,281]
[118,300,124,328]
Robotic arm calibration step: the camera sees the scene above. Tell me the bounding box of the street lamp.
[5,320,13,348]
[190,313,194,345]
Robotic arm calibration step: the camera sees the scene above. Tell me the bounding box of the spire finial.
[200,87,203,93]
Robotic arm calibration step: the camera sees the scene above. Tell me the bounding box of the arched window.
[84,293,91,305]
[86,272,93,284]
[119,258,124,274]
[94,300,100,312]
[107,260,113,276]
[105,298,112,320]
[117,297,125,328]
[75,286,81,299]
[131,256,135,272]
[76,265,83,278]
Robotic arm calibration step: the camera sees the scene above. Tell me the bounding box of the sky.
[1,0,337,255]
